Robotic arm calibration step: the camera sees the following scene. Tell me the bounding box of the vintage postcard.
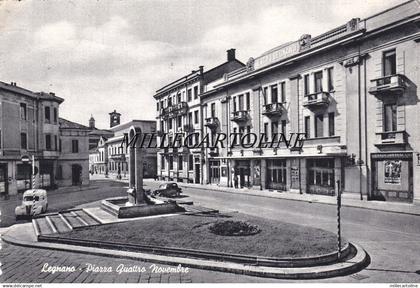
[0,0,419,286]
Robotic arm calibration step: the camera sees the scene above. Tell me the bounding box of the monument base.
[101,196,185,219]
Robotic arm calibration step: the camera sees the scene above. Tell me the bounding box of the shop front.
[209,160,220,184]
[371,152,413,202]
[307,158,336,196]
[266,159,287,191]
[235,160,250,188]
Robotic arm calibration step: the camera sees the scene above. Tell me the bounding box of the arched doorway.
[72,164,82,186]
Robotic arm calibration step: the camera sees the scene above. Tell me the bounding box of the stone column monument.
[127,126,145,205]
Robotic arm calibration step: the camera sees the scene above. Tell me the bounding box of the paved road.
[0,180,128,227]
[0,241,277,283]
[145,180,420,283]
[1,179,420,283]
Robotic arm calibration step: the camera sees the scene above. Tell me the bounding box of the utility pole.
[336,179,342,259]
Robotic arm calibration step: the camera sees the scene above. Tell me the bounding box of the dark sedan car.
[153,182,182,197]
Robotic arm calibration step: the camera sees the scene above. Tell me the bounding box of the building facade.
[156,1,420,204]
[0,81,90,195]
[89,115,158,179]
[154,49,245,183]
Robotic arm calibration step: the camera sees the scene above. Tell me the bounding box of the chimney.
[227,48,236,61]
[199,66,204,75]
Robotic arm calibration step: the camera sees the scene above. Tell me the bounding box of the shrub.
[209,220,261,236]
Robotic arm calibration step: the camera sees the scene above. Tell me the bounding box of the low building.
[57,118,90,187]
[0,81,90,195]
[88,112,157,179]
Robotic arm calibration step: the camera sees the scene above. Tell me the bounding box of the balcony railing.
[375,131,408,146]
[231,110,249,122]
[263,103,284,117]
[369,74,407,96]
[303,91,330,110]
[161,102,189,118]
[204,117,219,130]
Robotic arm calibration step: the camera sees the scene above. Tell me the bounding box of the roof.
[0,81,64,103]
[59,118,90,130]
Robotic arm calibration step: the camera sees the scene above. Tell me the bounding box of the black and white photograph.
[0,0,419,285]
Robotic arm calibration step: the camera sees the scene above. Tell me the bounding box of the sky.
[0,0,405,129]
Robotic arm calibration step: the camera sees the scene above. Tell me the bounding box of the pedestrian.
[234,174,238,188]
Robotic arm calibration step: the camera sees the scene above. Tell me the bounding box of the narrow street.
[1,179,419,282]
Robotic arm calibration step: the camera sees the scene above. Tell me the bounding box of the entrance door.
[195,164,200,184]
[72,164,82,186]
[0,164,8,195]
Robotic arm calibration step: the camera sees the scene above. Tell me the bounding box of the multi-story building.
[0,81,90,195]
[158,0,420,204]
[154,49,245,183]
[57,118,90,186]
[88,113,157,179]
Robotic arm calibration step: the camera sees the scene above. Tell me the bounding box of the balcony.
[231,110,249,123]
[375,131,408,147]
[204,117,219,130]
[263,103,284,117]
[303,92,330,110]
[369,74,407,97]
[161,102,189,118]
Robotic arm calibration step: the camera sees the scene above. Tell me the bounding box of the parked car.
[15,189,48,219]
[153,183,182,198]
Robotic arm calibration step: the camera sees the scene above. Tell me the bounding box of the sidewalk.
[88,175,420,216]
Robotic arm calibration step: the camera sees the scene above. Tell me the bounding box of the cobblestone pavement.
[0,241,277,283]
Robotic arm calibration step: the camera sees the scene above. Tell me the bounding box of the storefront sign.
[384,160,402,184]
[254,41,300,70]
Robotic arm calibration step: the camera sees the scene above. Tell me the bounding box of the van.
[15,189,48,219]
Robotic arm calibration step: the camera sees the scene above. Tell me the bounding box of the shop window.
[315,114,324,138]
[266,159,287,190]
[383,49,396,76]
[383,103,397,132]
[16,164,31,180]
[307,159,335,189]
[328,112,335,136]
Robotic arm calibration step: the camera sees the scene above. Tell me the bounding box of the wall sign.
[384,160,402,184]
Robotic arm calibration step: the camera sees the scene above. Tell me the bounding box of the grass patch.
[61,213,344,258]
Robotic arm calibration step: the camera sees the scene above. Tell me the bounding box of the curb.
[1,233,369,279]
[175,183,420,217]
